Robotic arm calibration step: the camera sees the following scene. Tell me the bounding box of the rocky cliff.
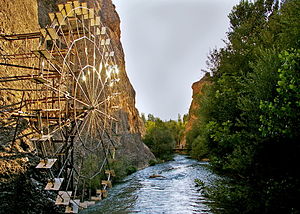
[179,73,211,149]
[0,0,154,213]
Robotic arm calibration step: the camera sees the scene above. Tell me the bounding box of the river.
[82,155,217,214]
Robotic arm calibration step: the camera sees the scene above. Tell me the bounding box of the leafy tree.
[188,0,300,213]
[143,115,185,161]
[143,119,175,161]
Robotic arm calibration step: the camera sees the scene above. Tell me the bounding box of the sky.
[112,0,240,120]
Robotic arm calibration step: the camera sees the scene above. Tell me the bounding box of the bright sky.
[112,0,240,120]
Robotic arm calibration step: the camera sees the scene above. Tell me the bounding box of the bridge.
[173,146,190,154]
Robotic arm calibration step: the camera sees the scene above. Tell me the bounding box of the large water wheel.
[0,1,121,212]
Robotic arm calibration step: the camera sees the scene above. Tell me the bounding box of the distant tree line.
[186,0,300,213]
[142,113,186,162]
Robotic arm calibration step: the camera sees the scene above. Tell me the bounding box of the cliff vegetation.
[186,0,300,213]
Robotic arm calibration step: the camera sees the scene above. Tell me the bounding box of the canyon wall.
[0,0,154,213]
[179,73,211,149]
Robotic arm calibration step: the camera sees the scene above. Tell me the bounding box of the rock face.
[179,73,211,149]
[0,0,154,213]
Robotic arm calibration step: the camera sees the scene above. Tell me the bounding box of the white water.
[82,155,217,214]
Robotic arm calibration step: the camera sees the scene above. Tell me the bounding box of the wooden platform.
[101,190,108,198]
[105,170,116,177]
[90,196,101,201]
[101,180,112,188]
[31,135,52,142]
[65,199,80,213]
[55,191,72,205]
[45,178,64,190]
[36,158,57,169]
[79,201,88,209]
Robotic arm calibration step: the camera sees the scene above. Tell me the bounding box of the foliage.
[110,157,138,182]
[125,166,137,175]
[189,0,300,213]
[142,114,185,160]
[148,159,159,166]
[259,49,300,138]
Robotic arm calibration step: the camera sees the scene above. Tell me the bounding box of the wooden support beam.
[31,76,51,84]
[25,96,66,103]
[0,62,55,72]
[11,114,68,121]
[0,32,41,41]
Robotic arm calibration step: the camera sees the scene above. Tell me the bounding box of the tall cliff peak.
[179,73,211,149]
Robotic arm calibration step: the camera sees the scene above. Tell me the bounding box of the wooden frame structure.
[0,1,122,213]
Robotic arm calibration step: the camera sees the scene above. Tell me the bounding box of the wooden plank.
[96,27,100,35]
[65,3,75,17]
[55,191,72,205]
[101,180,112,188]
[87,201,95,206]
[90,196,101,201]
[56,12,66,26]
[49,13,58,27]
[31,76,51,84]
[89,9,94,19]
[90,18,95,27]
[101,27,106,35]
[81,3,88,15]
[95,17,100,26]
[105,39,111,45]
[32,49,51,60]
[105,170,116,177]
[47,28,58,40]
[65,199,80,213]
[101,190,108,198]
[58,4,65,13]
[73,1,81,15]
[36,159,57,169]
[79,201,88,209]
[40,28,50,40]
[31,134,52,142]
[45,178,64,190]
[101,39,110,46]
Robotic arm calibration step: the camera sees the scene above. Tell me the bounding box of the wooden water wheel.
[0,1,121,212]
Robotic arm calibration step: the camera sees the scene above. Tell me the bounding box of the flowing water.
[82,155,217,214]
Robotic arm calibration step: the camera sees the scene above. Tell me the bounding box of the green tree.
[143,120,175,160]
[188,0,300,213]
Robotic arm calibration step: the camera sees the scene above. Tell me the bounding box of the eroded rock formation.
[0,0,154,213]
[179,73,211,149]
